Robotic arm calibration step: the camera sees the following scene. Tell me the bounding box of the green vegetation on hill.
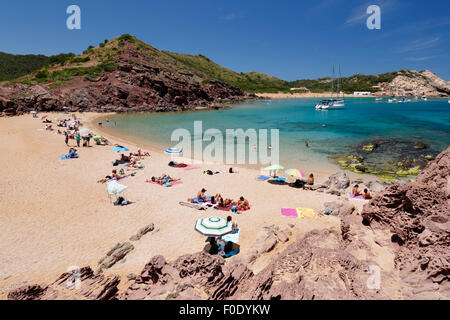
[0,52,75,81]
[288,72,399,93]
[163,52,289,92]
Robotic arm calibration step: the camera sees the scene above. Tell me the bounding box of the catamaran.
[315,65,345,110]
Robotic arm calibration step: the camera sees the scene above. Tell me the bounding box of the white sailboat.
[316,65,345,110]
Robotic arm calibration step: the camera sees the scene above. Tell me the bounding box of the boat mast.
[331,65,335,99]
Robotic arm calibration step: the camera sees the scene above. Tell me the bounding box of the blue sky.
[0,0,449,80]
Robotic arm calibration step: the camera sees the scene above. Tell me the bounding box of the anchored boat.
[316,65,345,110]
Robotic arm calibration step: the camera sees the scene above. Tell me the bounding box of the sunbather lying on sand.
[216,194,233,208]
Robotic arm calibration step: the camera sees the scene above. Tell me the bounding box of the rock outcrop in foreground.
[8,148,449,300]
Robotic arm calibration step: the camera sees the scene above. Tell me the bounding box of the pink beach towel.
[348,193,365,200]
[281,208,298,218]
[183,166,198,171]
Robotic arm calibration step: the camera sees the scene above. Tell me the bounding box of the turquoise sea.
[99,98,450,168]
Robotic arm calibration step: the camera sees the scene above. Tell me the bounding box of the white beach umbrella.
[195,217,233,237]
[106,180,128,196]
[79,128,91,137]
[30,111,37,114]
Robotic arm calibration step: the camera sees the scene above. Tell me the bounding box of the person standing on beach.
[64,131,69,146]
[305,140,309,148]
[75,132,81,147]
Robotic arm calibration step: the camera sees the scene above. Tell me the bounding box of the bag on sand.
[114,197,128,206]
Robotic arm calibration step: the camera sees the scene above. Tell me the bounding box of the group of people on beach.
[190,188,250,212]
[352,184,372,199]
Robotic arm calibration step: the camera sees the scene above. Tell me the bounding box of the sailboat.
[316,65,345,110]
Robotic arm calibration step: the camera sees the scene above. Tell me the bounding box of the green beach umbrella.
[263,164,285,171]
[195,217,233,237]
[93,135,104,140]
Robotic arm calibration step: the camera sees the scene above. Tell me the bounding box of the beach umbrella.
[67,120,76,127]
[79,128,91,136]
[164,147,183,155]
[263,164,285,177]
[195,217,233,238]
[263,164,285,171]
[106,180,128,196]
[30,111,37,114]
[285,169,305,178]
[93,135,104,140]
[110,146,129,152]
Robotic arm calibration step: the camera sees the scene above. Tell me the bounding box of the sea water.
[99,98,450,168]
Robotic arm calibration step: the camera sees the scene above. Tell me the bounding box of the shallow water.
[99,98,450,168]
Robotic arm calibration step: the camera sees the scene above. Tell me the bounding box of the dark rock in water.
[414,141,428,150]
[333,138,441,181]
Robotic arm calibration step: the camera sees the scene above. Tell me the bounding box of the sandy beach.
[0,112,374,298]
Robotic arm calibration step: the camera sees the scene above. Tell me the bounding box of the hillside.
[0,52,76,81]
[0,34,252,116]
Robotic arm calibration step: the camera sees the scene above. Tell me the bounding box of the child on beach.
[75,132,81,147]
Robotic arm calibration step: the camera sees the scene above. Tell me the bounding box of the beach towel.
[281,208,298,218]
[348,193,366,200]
[192,195,212,204]
[257,175,271,181]
[146,180,182,187]
[274,177,287,183]
[296,208,317,219]
[221,249,239,258]
[60,152,79,160]
[223,229,240,243]
[183,166,198,171]
[179,201,206,210]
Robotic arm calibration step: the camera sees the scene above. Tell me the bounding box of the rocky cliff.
[8,147,450,300]
[376,69,450,97]
[0,35,252,116]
